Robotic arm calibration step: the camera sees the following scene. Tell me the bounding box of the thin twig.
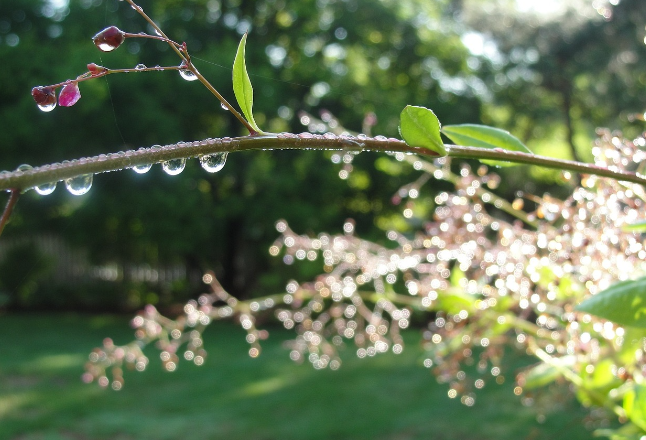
[123,0,256,134]
[0,189,20,238]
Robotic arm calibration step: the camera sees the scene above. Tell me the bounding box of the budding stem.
[122,0,258,135]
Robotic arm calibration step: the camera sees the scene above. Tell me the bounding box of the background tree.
[0,0,480,308]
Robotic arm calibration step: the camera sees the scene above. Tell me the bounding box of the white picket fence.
[0,234,195,285]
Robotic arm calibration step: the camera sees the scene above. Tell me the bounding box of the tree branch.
[0,134,644,193]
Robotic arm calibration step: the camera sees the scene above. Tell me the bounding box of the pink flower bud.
[31,86,57,112]
[87,63,108,75]
[92,26,125,52]
[59,82,81,107]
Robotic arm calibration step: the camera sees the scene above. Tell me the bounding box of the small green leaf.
[522,363,562,390]
[575,277,646,328]
[398,105,446,156]
[441,124,531,167]
[622,221,646,233]
[233,33,262,134]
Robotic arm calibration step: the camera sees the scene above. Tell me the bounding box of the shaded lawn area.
[0,313,596,440]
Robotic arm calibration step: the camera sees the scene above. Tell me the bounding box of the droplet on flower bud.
[59,82,81,107]
[31,86,57,112]
[87,63,108,75]
[92,26,125,52]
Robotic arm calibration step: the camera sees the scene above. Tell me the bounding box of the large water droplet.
[179,68,198,81]
[220,102,228,111]
[38,102,57,112]
[35,181,57,196]
[132,163,153,174]
[135,63,147,70]
[162,158,186,175]
[199,152,227,173]
[65,174,93,195]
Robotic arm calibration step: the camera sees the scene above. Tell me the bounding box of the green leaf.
[624,383,646,431]
[575,277,646,328]
[398,106,446,156]
[622,221,646,233]
[441,124,531,167]
[522,363,562,390]
[232,33,262,134]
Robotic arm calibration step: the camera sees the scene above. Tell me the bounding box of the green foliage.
[522,362,564,390]
[0,0,484,300]
[398,105,446,155]
[575,277,646,328]
[232,33,262,134]
[0,242,53,308]
[624,384,646,432]
[441,124,531,167]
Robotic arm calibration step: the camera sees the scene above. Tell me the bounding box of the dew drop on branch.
[179,68,198,82]
[161,158,186,175]
[132,163,153,174]
[220,102,228,111]
[135,64,147,70]
[15,164,33,173]
[35,181,57,196]
[199,152,227,173]
[65,174,93,196]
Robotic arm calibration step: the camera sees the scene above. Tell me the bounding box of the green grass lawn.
[0,313,596,440]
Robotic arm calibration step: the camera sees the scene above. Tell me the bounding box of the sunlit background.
[0,0,643,438]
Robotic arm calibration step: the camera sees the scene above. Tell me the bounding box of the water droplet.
[179,68,198,81]
[38,101,57,112]
[220,102,228,110]
[199,152,227,173]
[32,86,57,112]
[15,164,33,172]
[35,181,57,196]
[132,163,153,174]
[65,174,93,196]
[135,63,147,70]
[162,158,186,175]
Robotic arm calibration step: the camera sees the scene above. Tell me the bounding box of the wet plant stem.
[0,189,20,238]
[123,0,256,134]
[1,135,645,193]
